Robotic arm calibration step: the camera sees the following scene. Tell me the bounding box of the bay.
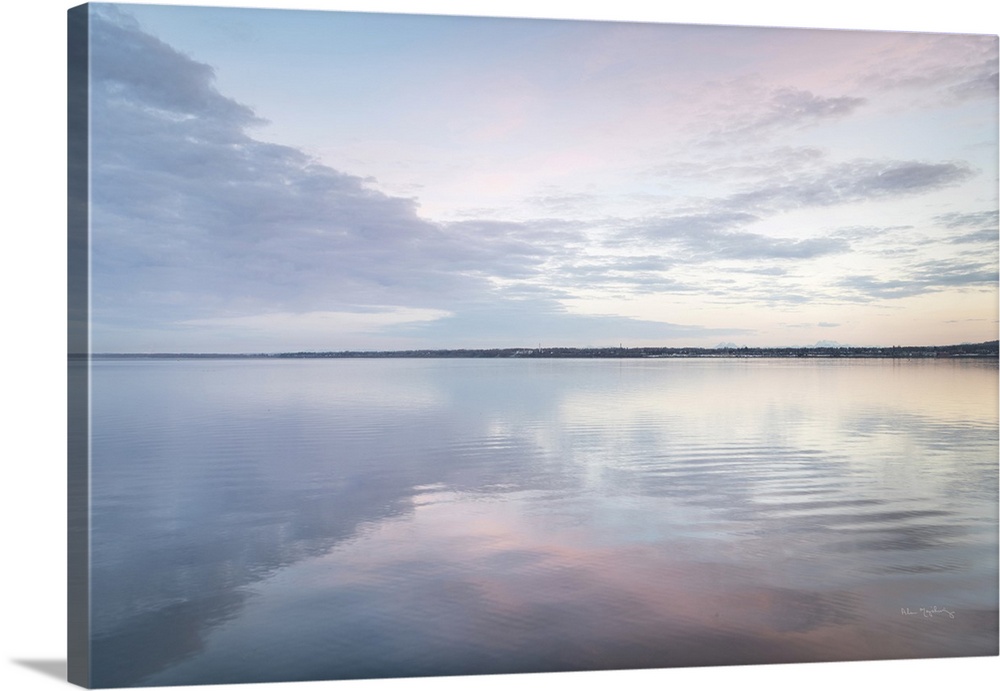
[87,358,999,687]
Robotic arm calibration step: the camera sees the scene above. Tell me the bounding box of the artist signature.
[901,606,955,619]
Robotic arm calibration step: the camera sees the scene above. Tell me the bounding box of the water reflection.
[89,358,999,686]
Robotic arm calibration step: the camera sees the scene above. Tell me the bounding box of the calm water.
[87,358,999,687]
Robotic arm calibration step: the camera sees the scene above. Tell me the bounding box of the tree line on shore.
[88,340,1000,359]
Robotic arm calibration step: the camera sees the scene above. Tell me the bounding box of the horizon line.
[77,340,1000,358]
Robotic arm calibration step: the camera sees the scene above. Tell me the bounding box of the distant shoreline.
[79,341,999,360]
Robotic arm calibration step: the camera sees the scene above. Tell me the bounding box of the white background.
[1,1,997,690]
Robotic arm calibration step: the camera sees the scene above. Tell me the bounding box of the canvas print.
[68,2,999,688]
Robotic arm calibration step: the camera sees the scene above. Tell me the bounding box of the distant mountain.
[814,340,848,348]
[715,342,741,349]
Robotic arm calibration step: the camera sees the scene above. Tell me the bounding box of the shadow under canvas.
[12,659,68,682]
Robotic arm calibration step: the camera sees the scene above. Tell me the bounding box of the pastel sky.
[85,2,999,352]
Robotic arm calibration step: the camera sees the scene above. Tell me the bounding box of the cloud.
[628,151,975,277]
[618,212,850,261]
[759,88,867,125]
[90,7,588,348]
[524,191,607,214]
[858,36,999,105]
[838,259,999,300]
[436,219,587,278]
[647,147,975,221]
[948,62,999,100]
[634,212,761,239]
[932,210,1000,250]
[948,229,1000,245]
[707,87,867,144]
[86,7,997,351]
[550,261,693,296]
[723,159,975,213]
[91,5,263,130]
[647,146,827,183]
[91,8,762,351]
[934,210,999,229]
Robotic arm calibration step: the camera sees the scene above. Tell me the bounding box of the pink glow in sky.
[86,1,998,352]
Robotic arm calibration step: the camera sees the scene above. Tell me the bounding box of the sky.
[83,2,999,352]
